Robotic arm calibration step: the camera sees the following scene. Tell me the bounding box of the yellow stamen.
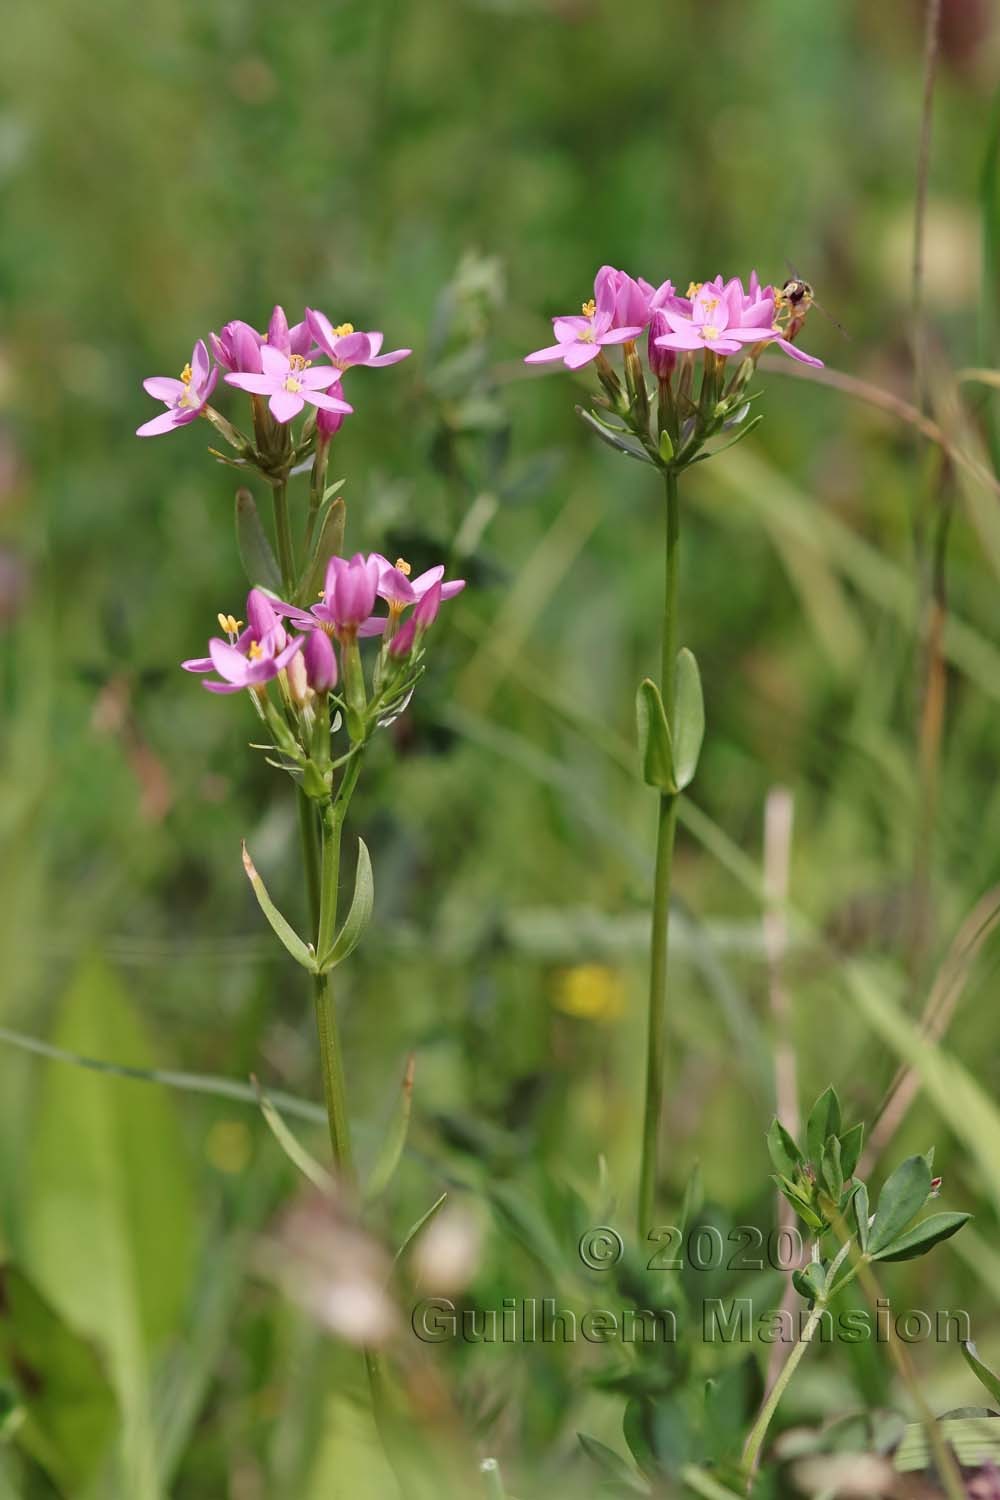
[217,612,243,635]
[334,322,354,337]
[581,299,596,318]
[248,641,263,660]
[289,353,310,370]
[702,296,719,313]
[686,282,702,299]
[394,558,412,577]
[180,362,193,385]
[702,325,720,340]
[283,377,302,393]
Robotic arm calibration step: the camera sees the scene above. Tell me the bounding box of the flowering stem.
[272,479,297,597]
[304,435,330,557]
[637,470,680,1240]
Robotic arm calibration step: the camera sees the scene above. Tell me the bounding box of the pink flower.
[373,555,466,614]
[225,346,354,424]
[264,305,314,360]
[525,278,644,370]
[137,340,218,438]
[182,588,304,694]
[303,628,338,692]
[209,320,265,374]
[594,266,654,330]
[316,377,350,439]
[306,309,411,372]
[388,580,444,660]
[654,279,776,357]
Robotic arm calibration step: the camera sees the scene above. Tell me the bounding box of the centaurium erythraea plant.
[137,300,462,1482]
[524,265,822,1243]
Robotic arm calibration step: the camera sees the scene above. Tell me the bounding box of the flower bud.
[413,579,442,630]
[387,616,417,660]
[647,310,676,380]
[304,628,337,693]
[285,648,309,705]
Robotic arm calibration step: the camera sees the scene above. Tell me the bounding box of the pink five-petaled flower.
[594,266,655,330]
[654,280,777,358]
[225,346,354,425]
[306,309,412,373]
[278,553,386,641]
[388,580,444,660]
[182,588,303,694]
[210,306,314,374]
[524,285,644,371]
[137,340,219,438]
[373,555,466,618]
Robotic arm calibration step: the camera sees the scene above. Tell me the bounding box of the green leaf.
[672,649,705,791]
[766,1118,803,1180]
[806,1086,842,1165]
[871,1211,971,1263]
[838,1121,864,1179]
[301,495,346,605]
[821,1135,843,1200]
[25,956,195,1498]
[0,1265,118,1495]
[242,842,318,972]
[254,1079,335,1196]
[962,1340,1000,1407]
[635,679,676,792]
[658,430,675,463]
[578,1433,649,1493]
[869,1154,933,1255]
[394,1192,448,1266]
[364,1054,415,1202]
[235,488,282,593]
[318,838,374,971]
[771,1176,824,1231]
[576,407,653,464]
[854,1180,871,1253]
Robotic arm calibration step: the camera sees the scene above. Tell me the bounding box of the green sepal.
[576,406,653,464]
[792,1260,827,1302]
[235,488,283,593]
[672,649,705,790]
[636,678,677,792]
[658,430,675,463]
[318,838,374,972]
[241,842,318,972]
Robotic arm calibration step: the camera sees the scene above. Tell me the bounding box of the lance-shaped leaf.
[318,838,374,971]
[253,1078,335,1196]
[868,1154,932,1255]
[301,493,346,604]
[578,1433,649,1494]
[871,1210,971,1263]
[636,678,677,792]
[394,1191,448,1266]
[821,1135,844,1200]
[365,1054,415,1202]
[235,488,282,593]
[839,1121,864,1179]
[962,1341,1000,1407]
[854,1180,871,1253]
[766,1117,803,1180]
[576,406,653,464]
[806,1086,842,1165]
[672,649,705,790]
[242,843,318,972]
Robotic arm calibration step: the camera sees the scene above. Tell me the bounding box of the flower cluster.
[183,558,464,798]
[137,303,411,470]
[525,266,822,471]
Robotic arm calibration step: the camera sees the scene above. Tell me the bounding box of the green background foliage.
[2,0,1000,1492]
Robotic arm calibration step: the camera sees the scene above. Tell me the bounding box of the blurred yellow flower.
[552,963,626,1022]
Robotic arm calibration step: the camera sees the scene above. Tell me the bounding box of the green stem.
[637,471,680,1240]
[312,797,356,1183]
[297,791,322,936]
[273,479,297,597]
[305,435,331,557]
[740,1237,855,1485]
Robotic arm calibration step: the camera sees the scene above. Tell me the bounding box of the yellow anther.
[702,325,720,340]
[686,282,702,299]
[334,322,354,337]
[702,296,719,312]
[217,612,243,635]
[581,298,596,318]
[394,557,412,576]
[248,641,263,660]
[289,353,310,370]
[180,362,193,384]
[283,376,302,393]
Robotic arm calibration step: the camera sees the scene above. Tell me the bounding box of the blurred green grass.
[3,0,1000,1494]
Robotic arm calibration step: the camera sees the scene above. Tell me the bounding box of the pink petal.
[209,638,251,682]
[191,340,212,386]
[298,365,340,390]
[598,325,644,345]
[553,316,589,343]
[260,344,290,377]
[226,372,276,395]
[143,377,185,400]
[563,342,601,369]
[773,337,824,368]
[366,347,411,367]
[524,344,569,364]
[269,388,304,423]
[307,389,354,413]
[136,410,184,436]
